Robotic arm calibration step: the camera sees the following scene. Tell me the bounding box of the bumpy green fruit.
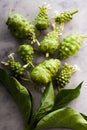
[58,34,83,59]
[6,12,36,42]
[34,5,50,30]
[40,27,59,57]
[8,59,25,78]
[1,54,25,78]
[56,63,76,88]
[31,59,60,84]
[18,44,34,67]
[54,10,78,26]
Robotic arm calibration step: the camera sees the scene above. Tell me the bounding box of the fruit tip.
[8,53,15,59]
[73,64,80,72]
[43,2,51,9]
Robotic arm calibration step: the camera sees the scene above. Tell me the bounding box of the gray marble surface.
[0,0,87,130]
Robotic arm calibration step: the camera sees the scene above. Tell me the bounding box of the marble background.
[0,0,87,130]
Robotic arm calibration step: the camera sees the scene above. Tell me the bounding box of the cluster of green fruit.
[1,4,87,90]
[1,4,87,130]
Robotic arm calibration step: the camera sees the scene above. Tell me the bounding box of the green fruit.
[34,5,50,30]
[40,27,59,57]
[56,63,76,88]
[54,10,78,26]
[58,34,83,59]
[31,59,60,84]
[1,53,25,78]
[6,12,36,42]
[18,44,34,67]
[8,59,25,78]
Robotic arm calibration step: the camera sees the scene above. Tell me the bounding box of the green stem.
[60,22,64,31]
[71,10,79,15]
[30,62,35,68]
[80,36,87,38]
[20,77,31,82]
[36,39,40,46]
[23,62,35,68]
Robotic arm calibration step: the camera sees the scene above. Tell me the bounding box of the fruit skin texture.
[58,34,83,59]
[31,59,60,84]
[54,10,78,25]
[34,5,50,30]
[18,44,34,67]
[40,27,59,56]
[56,63,76,88]
[6,56,25,78]
[6,13,36,42]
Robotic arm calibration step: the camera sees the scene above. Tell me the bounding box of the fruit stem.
[60,22,64,31]
[23,62,34,68]
[46,52,49,57]
[36,39,40,46]
[71,10,79,15]
[31,39,40,46]
[80,36,87,38]
[20,77,31,82]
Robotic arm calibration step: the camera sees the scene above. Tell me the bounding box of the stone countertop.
[0,0,87,130]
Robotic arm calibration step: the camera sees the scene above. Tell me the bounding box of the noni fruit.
[40,26,59,57]
[18,44,34,68]
[6,11,36,43]
[54,10,78,27]
[56,63,77,88]
[34,4,50,30]
[31,59,60,84]
[58,34,84,59]
[1,53,25,78]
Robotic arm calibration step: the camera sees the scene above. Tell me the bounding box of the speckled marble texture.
[0,0,87,130]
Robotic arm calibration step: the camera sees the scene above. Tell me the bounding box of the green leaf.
[81,113,87,121]
[31,82,55,128]
[53,82,83,110]
[0,68,32,125]
[35,107,87,130]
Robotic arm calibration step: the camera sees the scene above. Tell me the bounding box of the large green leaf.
[35,107,87,130]
[53,82,83,110]
[0,68,32,125]
[31,82,55,128]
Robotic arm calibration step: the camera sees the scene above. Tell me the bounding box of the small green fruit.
[56,63,77,88]
[54,10,78,27]
[40,26,59,57]
[31,59,60,84]
[18,44,34,67]
[1,53,25,78]
[34,5,50,30]
[58,34,83,59]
